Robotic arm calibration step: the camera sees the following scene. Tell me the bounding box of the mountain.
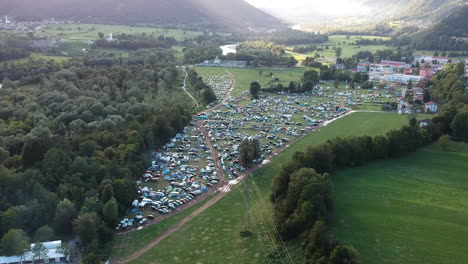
[0,0,280,28]
[411,5,468,51]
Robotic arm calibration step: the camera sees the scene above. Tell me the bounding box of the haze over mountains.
[248,0,467,23]
[0,0,280,28]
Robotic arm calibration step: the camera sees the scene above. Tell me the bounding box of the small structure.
[419,119,431,128]
[0,240,69,264]
[107,33,113,42]
[424,101,438,113]
[330,63,345,70]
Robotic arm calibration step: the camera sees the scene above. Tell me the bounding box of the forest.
[270,64,468,263]
[0,35,32,62]
[0,48,194,259]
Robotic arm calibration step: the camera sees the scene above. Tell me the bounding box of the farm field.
[128,112,413,264]
[330,141,468,264]
[36,24,203,41]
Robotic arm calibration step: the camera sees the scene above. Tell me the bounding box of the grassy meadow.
[286,35,394,62]
[330,141,468,264]
[128,112,412,264]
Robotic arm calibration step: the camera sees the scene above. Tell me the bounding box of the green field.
[128,112,412,264]
[112,196,214,259]
[194,66,315,96]
[286,35,394,62]
[37,24,203,41]
[330,141,468,264]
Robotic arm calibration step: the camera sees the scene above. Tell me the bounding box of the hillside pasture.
[330,141,468,264]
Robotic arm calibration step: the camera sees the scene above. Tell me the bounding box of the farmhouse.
[424,101,438,113]
[0,240,69,264]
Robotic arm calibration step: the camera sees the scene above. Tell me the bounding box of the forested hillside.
[411,5,468,51]
[0,0,280,29]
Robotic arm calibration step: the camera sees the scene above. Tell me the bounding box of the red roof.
[380,61,407,66]
[425,101,437,106]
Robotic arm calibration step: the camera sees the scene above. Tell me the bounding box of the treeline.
[429,62,468,142]
[355,38,390,46]
[292,45,317,54]
[0,35,32,62]
[91,33,177,50]
[186,68,217,105]
[183,44,223,65]
[232,29,328,46]
[0,50,193,260]
[262,68,370,94]
[235,41,297,67]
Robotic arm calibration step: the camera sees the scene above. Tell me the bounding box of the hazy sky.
[245,0,371,17]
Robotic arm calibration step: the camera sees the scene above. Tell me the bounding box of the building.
[383,74,424,84]
[380,60,411,70]
[330,63,345,70]
[0,240,69,264]
[424,101,438,113]
[198,56,248,68]
[357,62,371,72]
[419,68,434,79]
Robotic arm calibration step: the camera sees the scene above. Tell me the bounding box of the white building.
[424,101,438,113]
[383,74,424,84]
[0,240,69,264]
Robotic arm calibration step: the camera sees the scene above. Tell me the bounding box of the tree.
[328,245,360,264]
[239,140,254,167]
[102,198,118,226]
[451,110,468,141]
[73,213,100,245]
[98,32,104,39]
[100,184,114,204]
[202,87,217,105]
[438,135,450,150]
[249,82,261,99]
[32,242,49,263]
[53,199,77,236]
[33,225,54,242]
[56,242,71,261]
[0,229,30,256]
[335,47,342,58]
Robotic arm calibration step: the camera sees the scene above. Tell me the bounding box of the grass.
[193,67,315,96]
[128,112,411,264]
[112,196,214,259]
[330,141,468,264]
